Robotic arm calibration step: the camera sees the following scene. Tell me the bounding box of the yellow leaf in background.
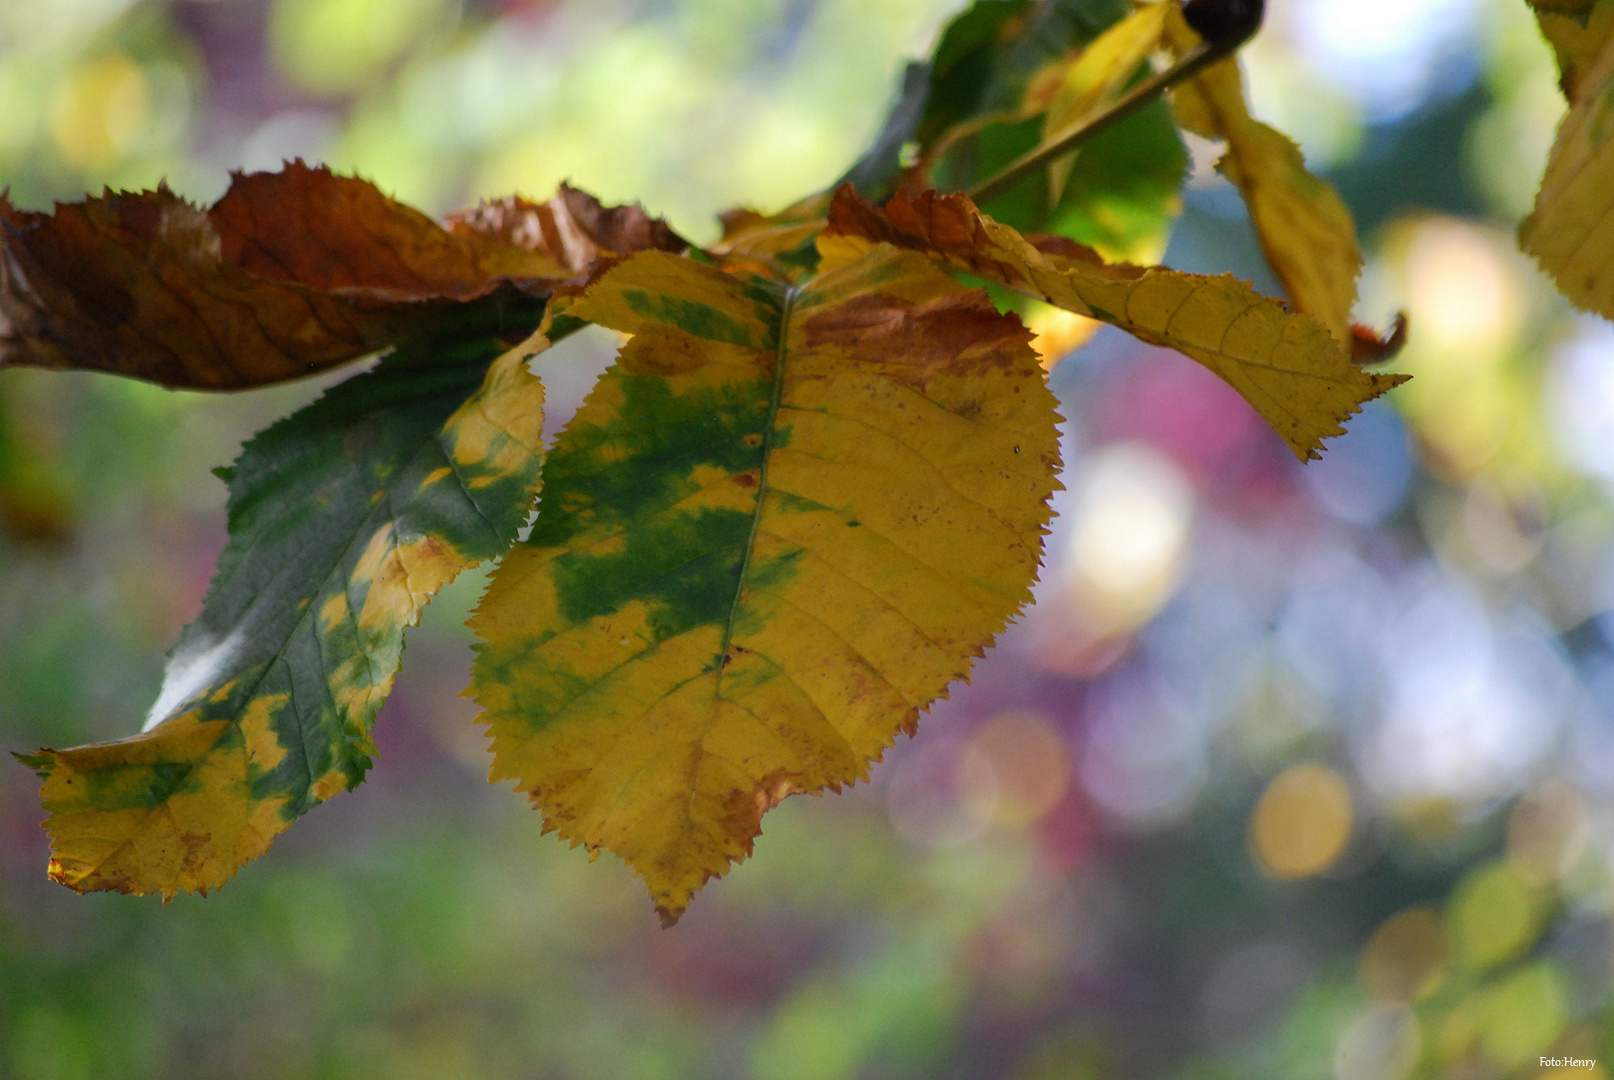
[1026,302,1103,370]
[1248,763,1353,879]
[1527,0,1614,98]
[825,186,1405,461]
[49,53,150,169]
[1164,8,1362,346]
[1041,2,1170,204]
[469,245,1061,923]
[1521,2,1614,318]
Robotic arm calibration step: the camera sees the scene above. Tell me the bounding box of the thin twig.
[967,13,1258,204]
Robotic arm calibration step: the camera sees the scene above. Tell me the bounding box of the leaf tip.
[12,749,53,775]
[1351,313,1409,365]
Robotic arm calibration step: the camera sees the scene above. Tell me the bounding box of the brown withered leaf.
[1528,0,1596,17]
[1,164,681,390]
[2,186,399,389]
[210,161,569,299]
[1352,313,1408,365]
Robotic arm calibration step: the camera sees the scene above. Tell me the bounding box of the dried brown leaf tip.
[446,183,687,275]
[1351,313,1409,365]
[0,163,680,390]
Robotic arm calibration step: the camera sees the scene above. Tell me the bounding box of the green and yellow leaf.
[19,316,548,897]
[1164,7,1361,345]
[911,0,1040,148]
[1521,0,1614,318]
[824,185,1405,460]
[913,1,1149,187]
[469,244,1060,923]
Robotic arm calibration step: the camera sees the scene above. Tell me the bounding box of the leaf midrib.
[713,282,798,691]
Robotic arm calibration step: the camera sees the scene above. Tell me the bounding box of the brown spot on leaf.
[803,289,1032,390]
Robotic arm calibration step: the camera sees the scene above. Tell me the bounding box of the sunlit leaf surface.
[825,185,1405,460]
[470,244,1060,923]
[18,318,548,897]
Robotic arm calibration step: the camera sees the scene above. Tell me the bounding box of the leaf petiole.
[967,0,1264,204]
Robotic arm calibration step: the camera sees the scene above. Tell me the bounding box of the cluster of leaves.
[23,0,1579,925]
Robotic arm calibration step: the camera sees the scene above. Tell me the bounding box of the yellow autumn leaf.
[1164,7,1361,345]
[20,330,548,898]
[1041,2,1171,204]
[825,185,1404,461]
[1521,0,1614,317]
[469,244,1061,923]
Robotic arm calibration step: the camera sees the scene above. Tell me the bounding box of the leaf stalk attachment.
[968,0,1265,204]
